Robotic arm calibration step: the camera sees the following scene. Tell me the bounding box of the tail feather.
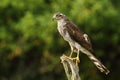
[86,52,110,75]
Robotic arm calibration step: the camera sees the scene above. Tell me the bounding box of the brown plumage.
[64,21,93,53]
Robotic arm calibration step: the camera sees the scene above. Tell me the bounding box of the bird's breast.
[57,25,73,42]
[57,25,66,36]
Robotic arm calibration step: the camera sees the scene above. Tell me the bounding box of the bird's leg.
[69,46,75,58]
[72,50,80,66]
[61,47,74,63]
[76,50,80,66]
[69,49,74,58]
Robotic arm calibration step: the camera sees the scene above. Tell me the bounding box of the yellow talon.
[75,50,80,66]
[69,49,80,66]
[72,57,80,66]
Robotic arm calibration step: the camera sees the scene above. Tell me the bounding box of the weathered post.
[60,55,81,80]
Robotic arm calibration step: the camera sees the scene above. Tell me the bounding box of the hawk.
[53,12,110,75]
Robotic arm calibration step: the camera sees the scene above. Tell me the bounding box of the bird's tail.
[86,52,110,75]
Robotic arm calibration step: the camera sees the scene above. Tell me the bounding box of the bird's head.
[52,12,67,21]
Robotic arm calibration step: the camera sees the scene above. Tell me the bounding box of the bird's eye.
[56,14,62,17]
[59,14,62,16]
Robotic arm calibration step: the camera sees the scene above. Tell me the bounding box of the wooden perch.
[60,55,81,80]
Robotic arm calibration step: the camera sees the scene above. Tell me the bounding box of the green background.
[0,0,120,80]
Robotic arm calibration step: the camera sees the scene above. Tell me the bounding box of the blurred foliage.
[0,0,120,80]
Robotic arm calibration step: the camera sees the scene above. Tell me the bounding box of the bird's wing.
[64,21,110,75]
[65,21,93,52]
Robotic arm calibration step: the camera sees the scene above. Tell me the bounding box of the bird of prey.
[53,12,110,75]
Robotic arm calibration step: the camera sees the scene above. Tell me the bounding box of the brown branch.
[60,55,81,80]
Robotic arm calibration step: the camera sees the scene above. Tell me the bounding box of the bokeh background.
[0,0,120,80]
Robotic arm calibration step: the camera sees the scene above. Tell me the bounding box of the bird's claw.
[61,55,80,66]
[70,57,80,66]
